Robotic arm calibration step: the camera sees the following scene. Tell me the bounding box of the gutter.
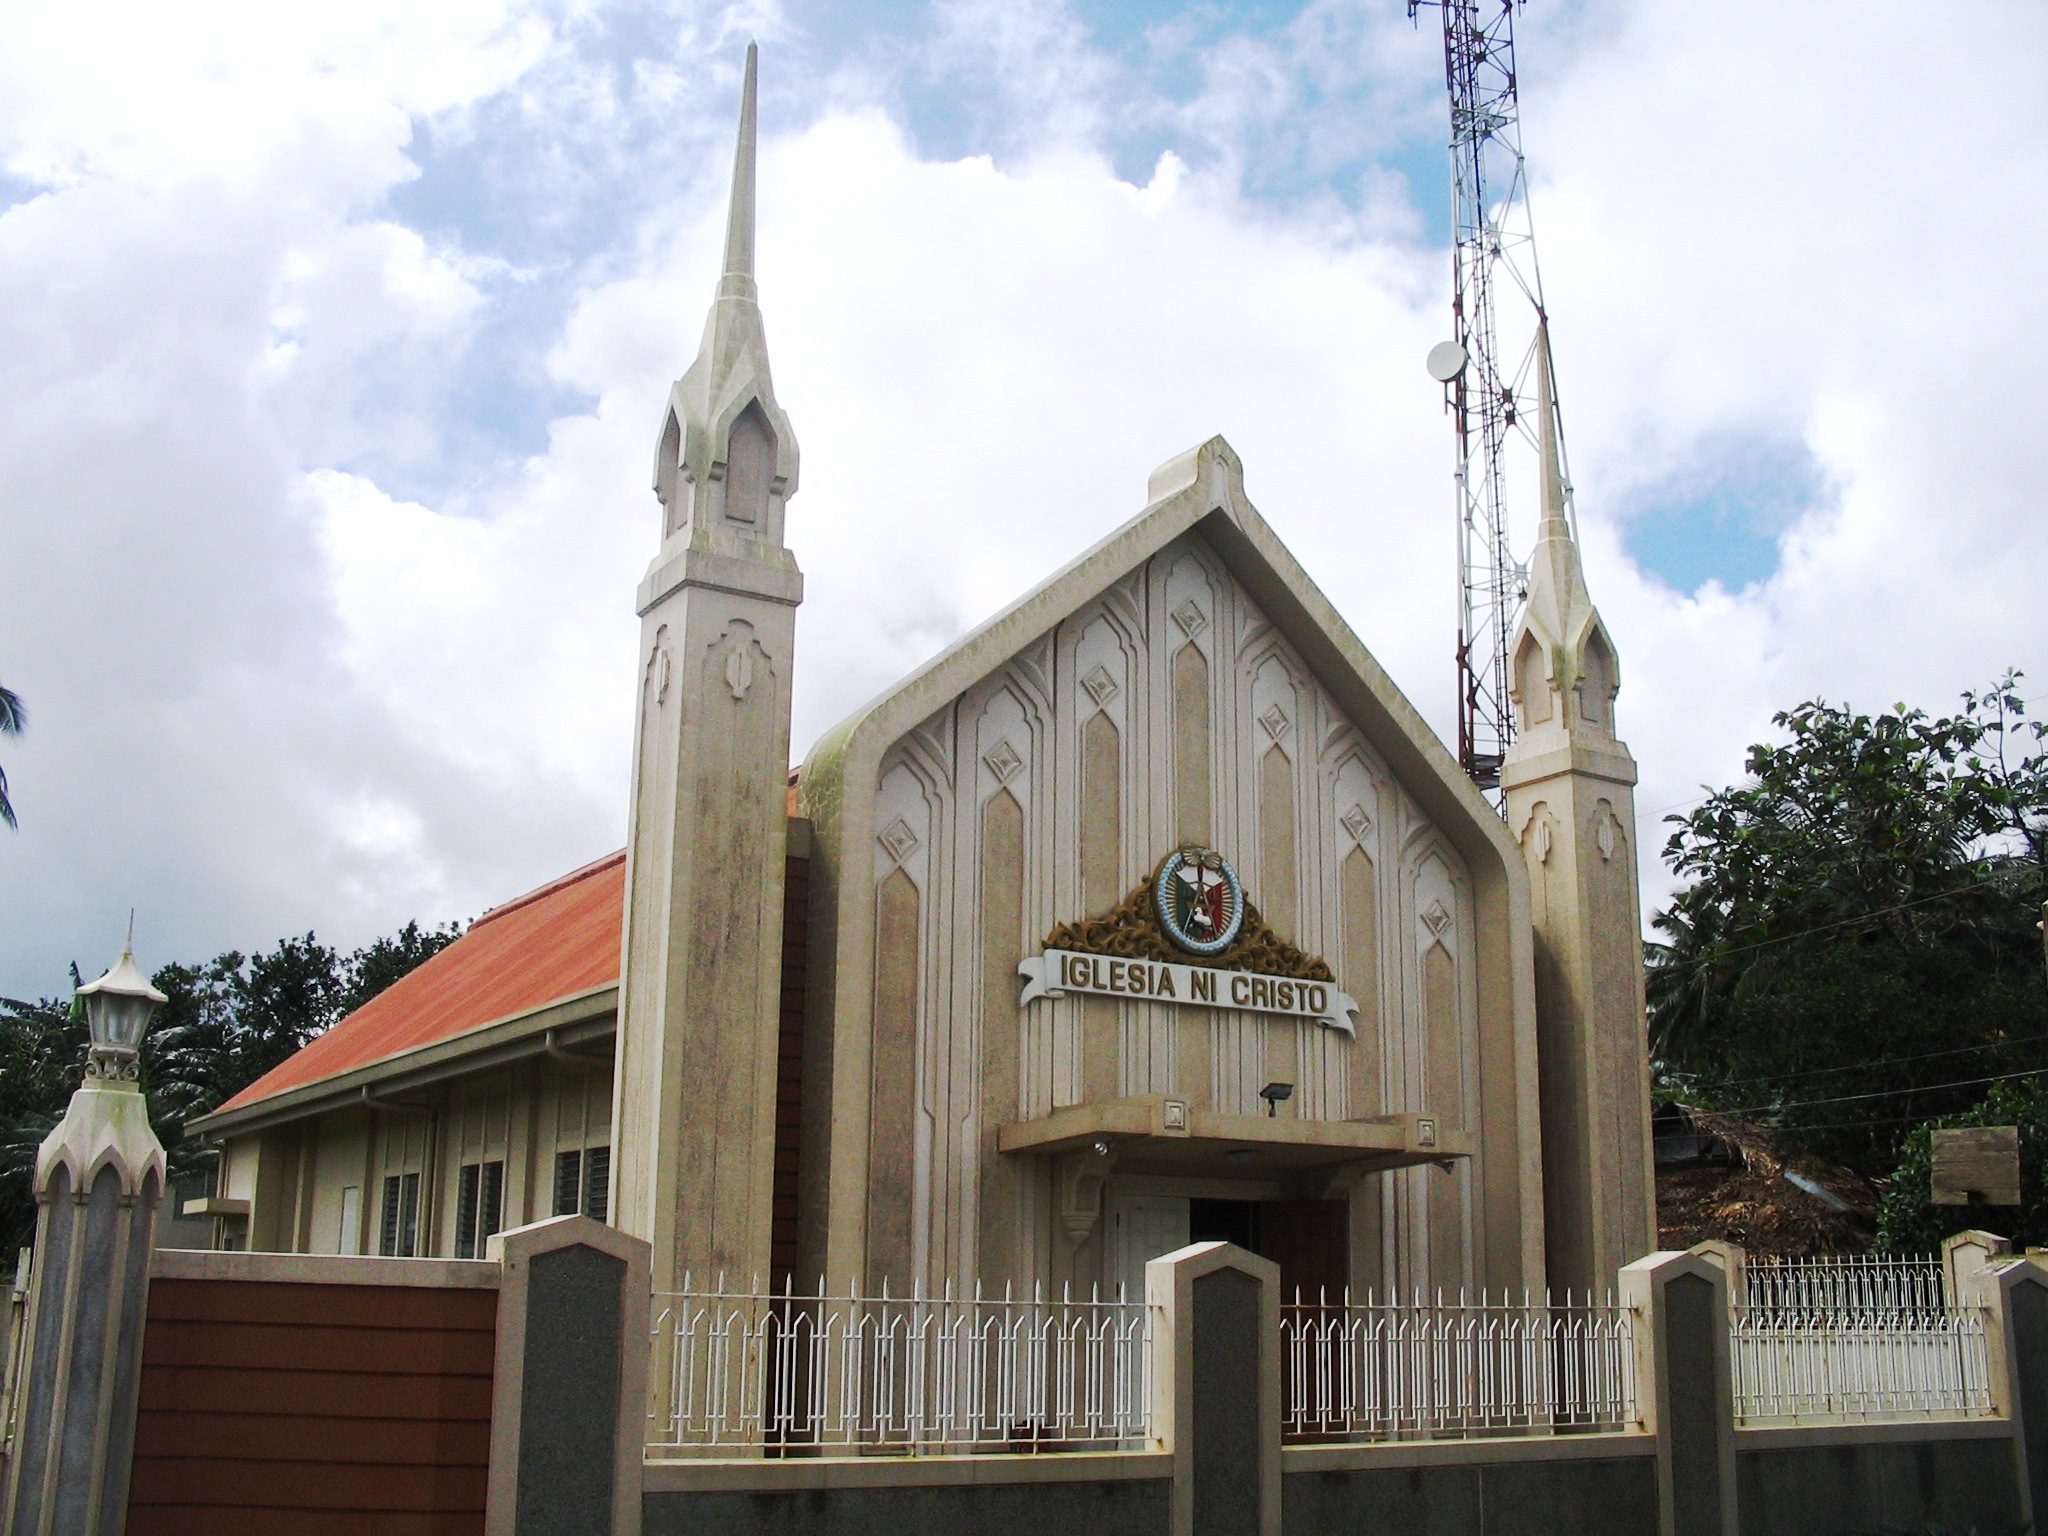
[187,983,618,1141]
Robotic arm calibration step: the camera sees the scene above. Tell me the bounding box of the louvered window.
[379,1171,420,1257]
[455,1159,505,1260]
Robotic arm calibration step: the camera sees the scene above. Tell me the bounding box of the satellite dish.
[1426,341,1468,382]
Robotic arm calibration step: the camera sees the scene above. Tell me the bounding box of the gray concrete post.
[1976,1260,2048,1530]
[485,1215,652,1536]
[1620,1251,1736,1536]
[1,953,167,1536]
[1146,1240,1280,1536]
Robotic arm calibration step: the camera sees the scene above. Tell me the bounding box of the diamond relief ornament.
[1421,899,1452,936]
[1081,664,1120,708]
[1171,598,1209,639]
[877,816,921,863]
[1339,802,1374,844]
[981,737,1025,785]
[1258,702,1291,742]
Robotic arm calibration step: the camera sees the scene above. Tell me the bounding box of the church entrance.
[1105,1189,1348,1304]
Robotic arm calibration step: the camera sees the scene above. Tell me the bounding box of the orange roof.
[216,850,627,1112]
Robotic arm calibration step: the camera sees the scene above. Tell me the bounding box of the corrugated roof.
[216,850,627,1112]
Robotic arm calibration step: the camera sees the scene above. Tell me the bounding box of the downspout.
[544,1027,610,1066]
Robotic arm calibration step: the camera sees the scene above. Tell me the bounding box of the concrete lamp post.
[3,939,168,1536]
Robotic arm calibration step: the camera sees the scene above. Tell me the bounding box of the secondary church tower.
[610,44,803,1296]
[1500,326,1657,1297]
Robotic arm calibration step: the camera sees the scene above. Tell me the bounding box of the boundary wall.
[4,1223,2047,1535]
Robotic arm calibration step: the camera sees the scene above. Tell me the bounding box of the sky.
[2,0,2044,999]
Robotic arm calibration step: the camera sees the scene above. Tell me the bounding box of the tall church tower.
[611,44,802,1295]
[1500,327,1656,1297]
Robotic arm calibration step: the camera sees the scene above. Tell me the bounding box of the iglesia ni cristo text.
[186,48,1657,1310]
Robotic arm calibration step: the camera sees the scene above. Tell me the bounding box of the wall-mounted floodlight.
[1259,1082,1294,1118]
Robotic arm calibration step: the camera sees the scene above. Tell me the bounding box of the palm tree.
[0,683,21,829]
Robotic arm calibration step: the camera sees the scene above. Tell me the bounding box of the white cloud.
[2,0,2044,997]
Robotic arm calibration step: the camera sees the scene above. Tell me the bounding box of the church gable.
[798,437,1540,1301]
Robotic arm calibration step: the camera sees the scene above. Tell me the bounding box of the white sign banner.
[1018,948,1357,1036]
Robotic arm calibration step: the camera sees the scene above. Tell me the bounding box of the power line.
[1702,1065,2048,1121]
[1649,867,2036,977]
[1676,1029,2048,1095]
[1752,1103,2028,1138]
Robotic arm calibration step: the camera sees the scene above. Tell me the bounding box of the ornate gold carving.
[1045,876,1335,982]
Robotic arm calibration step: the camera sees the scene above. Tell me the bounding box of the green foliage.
[1877,1078,2048,1253]
[1650,674,2048,1181]
[0,984,86,1263]
[0,919,460,1252]
[0,681,22,830]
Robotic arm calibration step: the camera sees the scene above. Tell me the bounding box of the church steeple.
[1509,322,1615,741]
[614,43,804,1301]
[1500,320,1655,1299]
[652,40,799,549]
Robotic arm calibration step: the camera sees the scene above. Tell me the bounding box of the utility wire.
[1702,1065,2048,1120]
[1647,866,2037,978]
[1675,1029,2048,1095]
[1753,1104,2025,1137]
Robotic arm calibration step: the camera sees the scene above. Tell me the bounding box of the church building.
[187,48,1656,1308]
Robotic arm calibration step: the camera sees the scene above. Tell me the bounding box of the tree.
[1649,675,2048,1180]
[0,918,462,1252]
[0,682,22,829]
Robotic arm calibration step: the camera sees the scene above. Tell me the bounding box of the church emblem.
[1017,846,1358,1034]
[1154,847,1243,955]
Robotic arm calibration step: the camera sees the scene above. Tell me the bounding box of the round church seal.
[1153,848,1244,956]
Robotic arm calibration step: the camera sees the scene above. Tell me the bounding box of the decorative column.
[2,943,167,1536]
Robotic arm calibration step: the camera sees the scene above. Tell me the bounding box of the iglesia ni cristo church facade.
[187,49,1657,1309]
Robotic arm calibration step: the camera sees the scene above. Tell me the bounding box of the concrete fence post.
[1146,1240,1280,1536]
[485,1215,651,1536]
[1942,1229,2011,1309]
[1620,1251,1737,1536]
[2,949,166,1536]
[1687,1240,1747,1308]
[1978,1260,2048,1530]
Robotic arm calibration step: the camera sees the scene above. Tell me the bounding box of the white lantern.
[76,946,166,1055]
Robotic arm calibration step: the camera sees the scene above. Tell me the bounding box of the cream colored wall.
[219,1047,616,1256]
[861,533,1483,1298]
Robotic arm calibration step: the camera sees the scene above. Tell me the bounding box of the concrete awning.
[997,1094,1469,1177]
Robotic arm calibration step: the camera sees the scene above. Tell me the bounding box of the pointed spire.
[650,42,797,548]
[719,42,758,301]
[1509,317,1614,745]
[1535,318,1571,542]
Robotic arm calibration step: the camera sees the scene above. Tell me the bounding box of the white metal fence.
[1729,1252,1992,1424]
[1730,1306,1994,1424]
[647,1280,1152,1454]
[646,1261,1999,1454]
[1279,1291,1638,1441]
[1741,1254,1945,1318]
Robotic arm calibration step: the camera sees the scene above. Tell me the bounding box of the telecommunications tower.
[1410,0,1572,798]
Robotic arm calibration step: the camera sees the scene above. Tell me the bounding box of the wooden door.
[1256,1199,1348,1306]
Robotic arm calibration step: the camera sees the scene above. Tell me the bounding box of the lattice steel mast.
[1410,0,1572,798]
